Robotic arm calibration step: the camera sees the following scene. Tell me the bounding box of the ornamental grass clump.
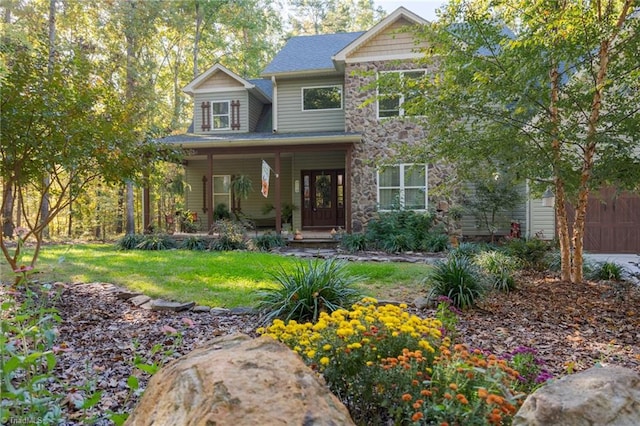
[426,256,486,309]
[256,258,362,323]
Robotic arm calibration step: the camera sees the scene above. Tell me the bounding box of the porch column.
[345,145,353,233]
[275,150,281,233]
[142,171,151,232]
[207,153,214,230]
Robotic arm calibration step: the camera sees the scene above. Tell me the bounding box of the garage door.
[577,188,640,253]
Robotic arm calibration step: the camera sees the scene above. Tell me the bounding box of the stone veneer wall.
[344,61,462,234]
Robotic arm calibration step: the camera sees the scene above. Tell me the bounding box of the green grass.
[2,244,432,308]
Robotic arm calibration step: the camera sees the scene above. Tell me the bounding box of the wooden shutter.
[231,100,240,130]
[201,101,211,131]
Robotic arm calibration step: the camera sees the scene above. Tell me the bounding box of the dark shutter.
[231,100,240,130]
[201,101,211,131]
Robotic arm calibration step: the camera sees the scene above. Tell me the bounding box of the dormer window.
[302,85,342,111]
[212,101,230,130]
[377,70,425,118]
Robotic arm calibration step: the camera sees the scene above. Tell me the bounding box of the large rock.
[125,334,355,426]
[514,365,640,426]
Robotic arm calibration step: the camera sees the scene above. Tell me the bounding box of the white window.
[213,175,231,210]
[302,85,342,111]
[377,164,427,210]
[377,70,425,118]
[212,101,230,130]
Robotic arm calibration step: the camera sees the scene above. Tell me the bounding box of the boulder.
[125,334,355,426]
[514,365,640,426]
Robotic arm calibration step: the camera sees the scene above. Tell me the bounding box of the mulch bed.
[3,271,639,424]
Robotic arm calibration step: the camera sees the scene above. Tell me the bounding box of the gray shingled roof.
[248,78,273,100]
[262,32,365,75]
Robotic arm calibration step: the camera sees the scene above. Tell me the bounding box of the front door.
[301,170,345,228]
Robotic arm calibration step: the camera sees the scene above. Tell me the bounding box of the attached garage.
[572,188,640,253]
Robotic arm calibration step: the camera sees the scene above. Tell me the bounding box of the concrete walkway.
[585,253,640,283]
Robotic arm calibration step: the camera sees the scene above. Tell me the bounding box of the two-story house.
[158,7,639,253]
[159,6,551,238]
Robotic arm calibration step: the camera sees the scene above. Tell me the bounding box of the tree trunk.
[41,0,57,240]
[194,0,202,78]
[116,185,124,233]
[126,180,135,234]
[549,59,572,281]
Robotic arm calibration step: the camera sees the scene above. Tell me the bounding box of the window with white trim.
[377,164,427,210]
[377,70,425,118]
[211,101,230,129]
[302,85,342,111]
[213,175,231,210]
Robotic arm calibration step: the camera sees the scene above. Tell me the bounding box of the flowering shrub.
[260,298,529,425]
[504,346,552,393]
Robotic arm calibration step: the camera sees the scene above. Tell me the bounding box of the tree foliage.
[404,0,639,282]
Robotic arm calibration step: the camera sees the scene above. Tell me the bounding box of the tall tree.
[288,0,383,34]
[406,0,639,282]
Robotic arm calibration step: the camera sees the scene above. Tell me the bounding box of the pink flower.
[13,265,34,273]
[161,325,177,334]
[182,317,195,328]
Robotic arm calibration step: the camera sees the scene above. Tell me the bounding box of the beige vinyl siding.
[460,183,527,238]
[528,199,556,240]
[184,157,293,230]
[276,77,345,133]
[248,93,265,132]
[197,71,244,91]
[193,90,248,133]
[349,18,428,60]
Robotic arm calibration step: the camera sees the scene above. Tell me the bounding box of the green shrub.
[252,233,286,251]
[256,258,362,323]
[135,234,176,251]
[502,237,552,269]
[366,210,439,253]
[474,250,521,292]
[587,261,625,281]
[422,233,450,253]
[180,236,209,251]
[115,234,144,250]
[213,203,231,220]
[426,256,486,308]
[339,232,367,253]
[210,220,248,251]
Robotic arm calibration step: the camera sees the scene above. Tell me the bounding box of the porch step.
[287,238,340,249]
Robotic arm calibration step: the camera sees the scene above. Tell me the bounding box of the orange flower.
[449,383,458,391]
[411,412,423,422]
[440,422,449,426]
[412,379,420,386]
[477,388,488,399]
[487,394,505,405]
[413,401,422,409]
[444,392,453,400]
[421,389,432,397]
[456,394,469,404]
[402,393,413,402]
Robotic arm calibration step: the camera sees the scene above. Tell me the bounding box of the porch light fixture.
[541,187,555,207]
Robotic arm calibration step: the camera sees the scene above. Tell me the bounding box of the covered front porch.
[149,132,360,235]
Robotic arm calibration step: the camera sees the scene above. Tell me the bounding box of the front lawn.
[2,244,433,307]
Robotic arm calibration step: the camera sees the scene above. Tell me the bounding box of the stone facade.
[344,60,462,233]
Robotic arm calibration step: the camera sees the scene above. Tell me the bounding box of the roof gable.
[333,7,428,64]
[183,63,271,102]
[184,63,254,95]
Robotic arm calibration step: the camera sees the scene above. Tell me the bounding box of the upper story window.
[212,101,230,130]
[377,70,426,118]
[377,164,427,211]
[302,85,342,111]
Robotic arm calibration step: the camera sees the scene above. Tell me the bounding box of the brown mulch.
[3,271,640,424]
